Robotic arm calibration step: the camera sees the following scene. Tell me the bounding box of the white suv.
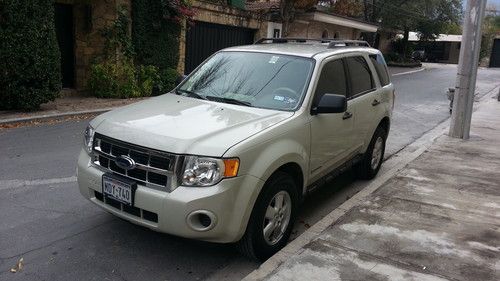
[77,38,394,260]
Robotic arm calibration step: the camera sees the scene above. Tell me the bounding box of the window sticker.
[269,56,279,64]
[274,95,285,101]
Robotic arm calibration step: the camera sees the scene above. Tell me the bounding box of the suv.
[77,38,394,260]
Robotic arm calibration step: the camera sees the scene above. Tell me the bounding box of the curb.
[242,119,449,281]
[242,87,500,281]
[0,108,114,125]
[391,67,425,77]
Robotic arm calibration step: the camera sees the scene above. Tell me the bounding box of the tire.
[236,171,299,261]
[356,126,387,180]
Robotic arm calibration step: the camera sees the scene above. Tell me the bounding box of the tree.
[372,0,462,57]
[279,0,317,36]
[0,0,61,110]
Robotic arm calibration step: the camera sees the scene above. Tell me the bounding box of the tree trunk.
[280,0,294,37]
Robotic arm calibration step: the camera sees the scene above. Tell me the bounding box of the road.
[1,64,498,281]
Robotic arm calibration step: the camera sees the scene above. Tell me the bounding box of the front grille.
[94,191,158,223]
[91,133,180,192]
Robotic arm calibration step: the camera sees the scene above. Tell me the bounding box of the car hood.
[91,94,294,156]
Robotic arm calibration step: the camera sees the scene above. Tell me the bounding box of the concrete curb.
[242,120,449,281]
[391,67,425,77]
[0,108,114,125]
[242,87,500,281]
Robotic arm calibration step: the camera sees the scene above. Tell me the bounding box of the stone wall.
[55,0,131,92]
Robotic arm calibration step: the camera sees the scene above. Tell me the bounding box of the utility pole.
[449,0,488,139]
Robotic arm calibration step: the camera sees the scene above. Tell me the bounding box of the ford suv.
[77,38,394,260]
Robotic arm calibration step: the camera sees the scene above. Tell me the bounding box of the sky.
[487,0,500,9]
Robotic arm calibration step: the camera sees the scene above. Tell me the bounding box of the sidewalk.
[245,95,500,280]
[0,96,144,124]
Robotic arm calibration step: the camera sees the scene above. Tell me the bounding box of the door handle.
[372,99,380,106]
[342,111,353,120]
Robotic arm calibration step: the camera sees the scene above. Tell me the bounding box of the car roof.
[223,42,382,59]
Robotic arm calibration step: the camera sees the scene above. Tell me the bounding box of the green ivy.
[89,2,183,99]
[101,5,135,60]
[132,0,181,71]
[0,0,61,110]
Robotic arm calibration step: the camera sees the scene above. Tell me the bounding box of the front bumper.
[77,149,264,243]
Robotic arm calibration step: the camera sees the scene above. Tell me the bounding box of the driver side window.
[314,59,347,105]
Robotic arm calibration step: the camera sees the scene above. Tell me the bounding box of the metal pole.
[449,0,488,139]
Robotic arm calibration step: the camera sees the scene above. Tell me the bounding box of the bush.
[158,68,179,94]
[89,60,139,99]
[137,65,160,96]
[89,61,175,98]
[0,0,61,110]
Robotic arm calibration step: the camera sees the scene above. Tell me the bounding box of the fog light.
[186,210,217,231]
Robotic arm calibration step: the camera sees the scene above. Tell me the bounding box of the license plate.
[102,174,136,206]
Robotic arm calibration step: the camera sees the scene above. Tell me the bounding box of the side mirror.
[175,74,187,86]
[311,94,347,115]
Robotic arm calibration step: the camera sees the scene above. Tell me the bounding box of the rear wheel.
[236,172,298,261]
[357,126,387,179]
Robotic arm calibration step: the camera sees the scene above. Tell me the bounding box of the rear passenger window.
[369,54,390,86]
[314,59,347,104]
[345,56,374,96]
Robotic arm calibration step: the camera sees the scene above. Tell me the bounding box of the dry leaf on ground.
[10,257,24,273]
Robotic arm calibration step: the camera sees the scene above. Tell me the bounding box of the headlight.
[182,156,239,187]
[83,125,95,154]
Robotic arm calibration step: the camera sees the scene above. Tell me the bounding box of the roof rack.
[254,38,371,48]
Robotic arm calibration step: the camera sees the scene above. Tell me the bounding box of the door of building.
[54,3,75,88]
[185,21,255,74]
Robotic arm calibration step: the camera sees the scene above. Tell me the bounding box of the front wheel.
[356,127,387,179]
[236,172,298,261]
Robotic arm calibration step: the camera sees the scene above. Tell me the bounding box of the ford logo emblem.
[115,155,136,170]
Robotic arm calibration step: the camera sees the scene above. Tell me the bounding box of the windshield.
[177,52,314,111]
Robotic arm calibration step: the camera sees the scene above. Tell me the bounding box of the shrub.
[137,65,160,96]
[158,68,179,94]
[88,60,139,99]
[0,0,61,110]
[89,61,176,98]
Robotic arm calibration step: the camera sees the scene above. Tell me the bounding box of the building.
[407,32,462,64]
[54,0,132,91]
[52,0,380,92]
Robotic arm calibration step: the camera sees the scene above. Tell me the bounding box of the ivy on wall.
[89,1,195,98]
[132,0,194,71]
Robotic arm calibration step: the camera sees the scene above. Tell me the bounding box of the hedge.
[0,0,61,111]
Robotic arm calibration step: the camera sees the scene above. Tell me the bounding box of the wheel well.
[378,117,390,137]
[274,162,304,199]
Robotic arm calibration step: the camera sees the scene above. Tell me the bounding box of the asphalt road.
[1,64,498,281]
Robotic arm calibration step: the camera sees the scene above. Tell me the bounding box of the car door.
[344,55,382,151]
[309,58,356,182]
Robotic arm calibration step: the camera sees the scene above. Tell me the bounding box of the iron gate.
[184,21,255,74]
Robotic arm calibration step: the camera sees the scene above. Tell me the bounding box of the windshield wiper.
[206,96,252,107]
[175,89,208,100]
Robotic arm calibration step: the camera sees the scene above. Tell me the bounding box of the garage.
[184,21,255,74]
[490,39,500,68]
